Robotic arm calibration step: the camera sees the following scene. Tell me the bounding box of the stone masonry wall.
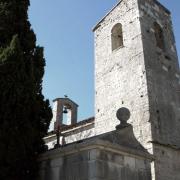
[45,123,95,149]
[39,139,152,180]
[94,0,152,151]
[138,0,180,179]
[94,0,180,180]
[139,0,180,147]
[152,144,180,180]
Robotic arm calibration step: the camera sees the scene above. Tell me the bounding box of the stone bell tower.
[49,97,78,132]
[93,0,180,179]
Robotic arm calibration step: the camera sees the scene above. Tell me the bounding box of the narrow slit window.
[154,22,164,50]
[111,23,123,51]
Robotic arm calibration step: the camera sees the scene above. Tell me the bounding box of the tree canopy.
[0,1,52,179]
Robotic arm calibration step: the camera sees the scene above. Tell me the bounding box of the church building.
[39,0,180,180]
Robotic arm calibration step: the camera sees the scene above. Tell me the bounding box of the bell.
[63,107,68,114]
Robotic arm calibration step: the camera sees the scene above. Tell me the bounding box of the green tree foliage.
[0,1,52,179]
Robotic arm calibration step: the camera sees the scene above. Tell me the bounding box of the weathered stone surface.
[94,0,151,147]
[45,121,95,149]
[94,0,180,180]
[44,0,180,179]
[39,126,153,180]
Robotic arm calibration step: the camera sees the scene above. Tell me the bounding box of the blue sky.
[29,0,180,121]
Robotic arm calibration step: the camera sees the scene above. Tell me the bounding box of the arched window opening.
[111,23,123,51]
[154,22,164,50]
[62,105,72,125]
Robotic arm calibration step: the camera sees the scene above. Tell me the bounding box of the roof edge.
[92,0,122,32]
[154,0,171,15]
[53,97,79,107]
[92,0,170,32]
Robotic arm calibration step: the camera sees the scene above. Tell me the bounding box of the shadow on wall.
[39,107,154,180]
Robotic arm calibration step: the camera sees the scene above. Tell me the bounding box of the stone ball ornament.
[116,107,131,129]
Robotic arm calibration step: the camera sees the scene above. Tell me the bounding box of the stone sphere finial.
[116,107,130,129]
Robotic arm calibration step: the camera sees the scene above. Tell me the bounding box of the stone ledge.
[39,136,154,162]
